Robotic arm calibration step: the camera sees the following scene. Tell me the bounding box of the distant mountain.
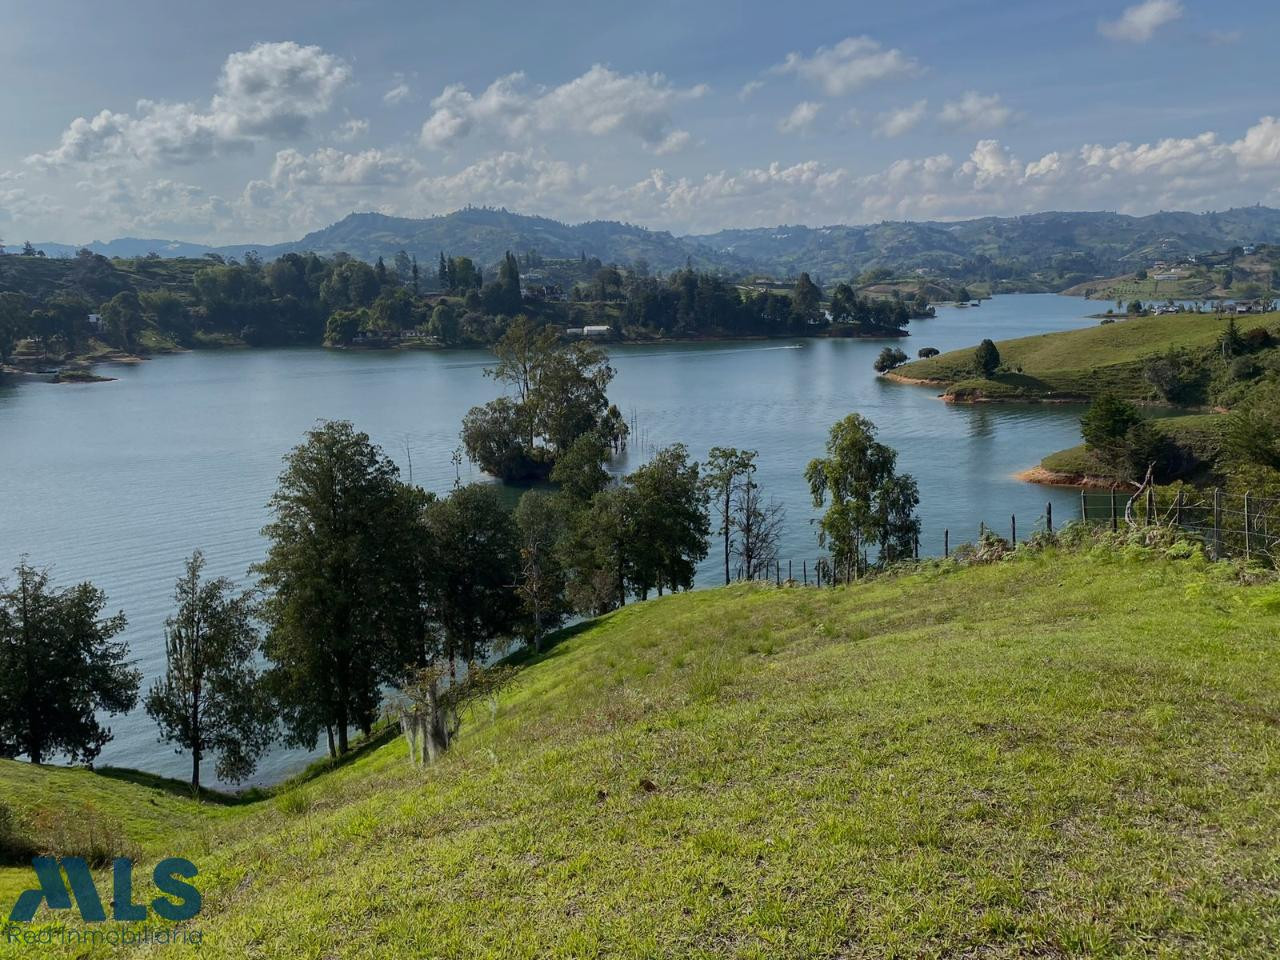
[26,205,1280,284]
[687,207,1280,281]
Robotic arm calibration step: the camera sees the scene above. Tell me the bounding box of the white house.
[582,325,612,338]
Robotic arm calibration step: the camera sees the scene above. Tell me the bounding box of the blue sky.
[2,0,1278,243]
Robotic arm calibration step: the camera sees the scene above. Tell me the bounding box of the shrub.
[917,346,940,358]
[0,801,33,862]
[26,802,136,867]
[1143,350,1208,404]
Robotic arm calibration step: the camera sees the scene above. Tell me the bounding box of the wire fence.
[1081,487,1280,565]
[734,488,1280,587]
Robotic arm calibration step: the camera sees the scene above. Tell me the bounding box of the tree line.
[0,243,937,366]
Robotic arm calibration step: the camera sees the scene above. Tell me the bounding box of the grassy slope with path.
[3,541,1280,958]
[895,310,1278,401]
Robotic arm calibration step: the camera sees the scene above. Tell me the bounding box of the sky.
[2,0,1279,245]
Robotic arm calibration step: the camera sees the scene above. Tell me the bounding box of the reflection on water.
[0,293,1101,784]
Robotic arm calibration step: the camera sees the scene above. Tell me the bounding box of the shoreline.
[1015,465,1128,490]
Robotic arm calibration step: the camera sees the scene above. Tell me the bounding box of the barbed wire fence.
[734,487,1280,587]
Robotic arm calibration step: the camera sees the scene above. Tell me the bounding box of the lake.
[0,293,1101,785]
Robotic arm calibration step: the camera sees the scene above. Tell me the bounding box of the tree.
[144,551,273,791]
[974,338,1001,377]
[732,473,785,580]
[918,347,940,358]
[256,421,415,757]
[1225,382,1280,474]
[703,447,757,585]
[464,329,616,481]
[421,484,521,665]
[791,272,821,326]
[393,250,413,287]
[1080,394,1142,455]
[625,444,710,598]
[101,291,143,350]
[514,491,569,651]
[805,414,921,577]
[549,432,611,503]
[0,292,30,363]
[0,562,139,764]
[562,486,634,615]
[873,347,908,373]
[1219,317,1245,359]
[429,301,460,344]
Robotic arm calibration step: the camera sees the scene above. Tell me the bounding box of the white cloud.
[1099,0,1183,42]
[383,82,411,105]
[938,92,1013,131]
[416,149,587,211]
[419,65,705,153]
[567,116,1280,232]
[778,101,821,134]
[738,80,764,101]
[72,176,232,234]
[773,36,919,96]
[653,130,692,155]
[875,100,928,138]
[334,118,369,141]
[28,41,349,169]
[1232,116,1280,168]
[270,147,420,187]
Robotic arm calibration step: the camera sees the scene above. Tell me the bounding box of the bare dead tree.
[733,475,785,580]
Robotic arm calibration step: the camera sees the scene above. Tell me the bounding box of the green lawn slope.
[4,540,1280,957]
[896,311,1277,400]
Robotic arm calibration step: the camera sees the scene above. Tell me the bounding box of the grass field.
[897,311,1278,400]
[2,537,1280,957]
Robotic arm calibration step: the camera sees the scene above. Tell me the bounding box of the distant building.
[582,325,612,338]
[86,313,104,331]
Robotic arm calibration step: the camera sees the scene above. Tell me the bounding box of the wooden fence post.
[1081,488,1087,522]
[944,529,949,558]
[1046,501,1053,534]
[1110,489,1118,532]
[1174,489,1182,527]
[804,560,808,586]
[1244,491,1251,559]
[1213,488,1222,557]
[1146,486,1155,525]
[788,560,792,583]
[1011,514,1017,543]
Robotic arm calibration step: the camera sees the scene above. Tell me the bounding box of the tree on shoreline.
[703,447,757,585]
[806,415,920,577]
[0,562,139,765]
[256,421,415,757]
[974,339,1001,377]
[145,551,273,792]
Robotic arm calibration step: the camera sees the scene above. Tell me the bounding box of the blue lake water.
[0,292,1103,785]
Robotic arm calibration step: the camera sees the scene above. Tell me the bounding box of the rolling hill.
[2,537,1279,957]
[23,205,1280,285]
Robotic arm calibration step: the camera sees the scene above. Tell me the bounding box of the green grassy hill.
[897,310,1278,400]
[3,540,1280,957]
